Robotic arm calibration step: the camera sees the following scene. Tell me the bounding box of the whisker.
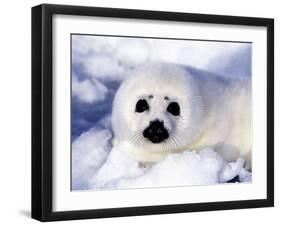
[164,140,169,153]
[170,135,179,152]
[129,129,143,150]
[168,139,174,153]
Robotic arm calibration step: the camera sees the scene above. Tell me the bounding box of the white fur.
[112,64,252,169]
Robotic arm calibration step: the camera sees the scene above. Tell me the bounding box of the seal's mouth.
[143,120,169,144]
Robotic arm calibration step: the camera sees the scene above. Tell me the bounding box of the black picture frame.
[31,3,274,222]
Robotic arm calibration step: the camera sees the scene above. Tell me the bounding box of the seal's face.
[134,96,181,144]
[112,64,203,154]
[129,91,185,153]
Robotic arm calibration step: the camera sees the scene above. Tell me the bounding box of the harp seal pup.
[112,64,252,169]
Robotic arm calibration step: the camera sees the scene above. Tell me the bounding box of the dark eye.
[135,99,149,113]
[167,102,180,116]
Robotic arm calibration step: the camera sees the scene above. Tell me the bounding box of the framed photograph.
[32,4,274,221]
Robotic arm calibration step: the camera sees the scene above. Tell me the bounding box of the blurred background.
[72,35,252,141]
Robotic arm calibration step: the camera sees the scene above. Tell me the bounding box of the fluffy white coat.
[112,64,252,169]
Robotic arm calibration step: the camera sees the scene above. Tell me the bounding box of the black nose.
[143,120,169,143]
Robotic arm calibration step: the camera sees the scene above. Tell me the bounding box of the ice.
[72,128,252,190]
[72,35,252,81]
[72,73,109,103]
[72,128,113,190]
[219,158,245,182]
[88,142,144,189]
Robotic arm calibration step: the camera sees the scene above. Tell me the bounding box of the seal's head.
[112,64,204,157]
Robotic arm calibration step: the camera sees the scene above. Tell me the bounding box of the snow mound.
[79,130,252,190]
[72,129,112,190]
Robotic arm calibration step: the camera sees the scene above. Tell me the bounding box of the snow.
[72,128,112,190]
[114,39,150,67]
[83,54,128,81]
[71,35,252,190]
[72,73,109,103]
[73,128,251,190]
[72,35,251,82]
